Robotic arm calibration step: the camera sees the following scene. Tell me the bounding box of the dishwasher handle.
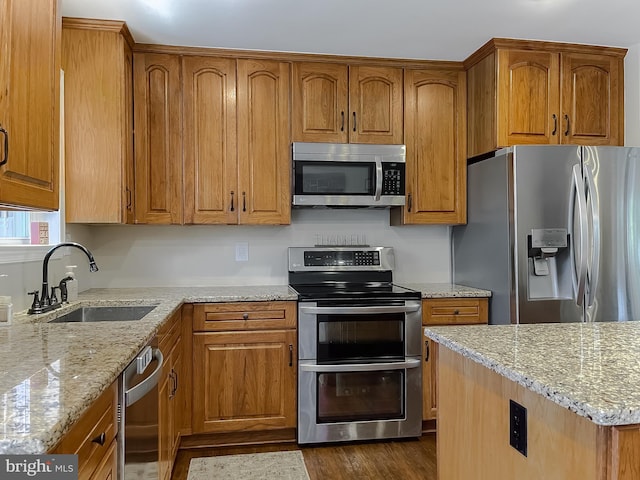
[124,348,163,407]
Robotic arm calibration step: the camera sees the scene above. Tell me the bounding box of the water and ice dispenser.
[527,228,572,300]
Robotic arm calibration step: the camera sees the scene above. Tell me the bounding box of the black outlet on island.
[509,399,527,457]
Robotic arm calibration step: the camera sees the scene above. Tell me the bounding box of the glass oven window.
[296,162,375,195]
[316,370,404,423]
[317,315,404,363]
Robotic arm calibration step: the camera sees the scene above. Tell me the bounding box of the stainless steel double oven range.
[289,246,422,444]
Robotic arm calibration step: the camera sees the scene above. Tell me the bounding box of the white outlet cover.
[235,243,249,262]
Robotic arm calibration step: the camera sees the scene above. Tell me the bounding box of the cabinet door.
[395,69,466,225]
[192,329,297,433]
[133,52,183,224]
[237,59,291,224]
[63,23,133,223]
[292,62,348,143]
[89,440,117,480]
[0,0,60,210]
[496,50,560,147]
[348,65,403,144]
[183,56,238,224]
[560,52,623,146]
[158,369,171,480]
[422,338,437,421]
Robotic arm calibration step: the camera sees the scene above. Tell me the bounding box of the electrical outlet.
[510,399,527,457]
[235,242,249,262]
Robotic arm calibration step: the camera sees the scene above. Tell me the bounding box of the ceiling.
[61,0,639,61]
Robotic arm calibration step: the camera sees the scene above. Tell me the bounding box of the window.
[0,210,61,245]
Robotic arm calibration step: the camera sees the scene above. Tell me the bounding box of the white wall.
[74,210,451,289]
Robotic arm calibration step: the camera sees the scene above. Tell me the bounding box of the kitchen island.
[425,322,640,480]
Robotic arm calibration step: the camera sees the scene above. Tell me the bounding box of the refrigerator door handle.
[583,165,600,308]
[569,164,588,306]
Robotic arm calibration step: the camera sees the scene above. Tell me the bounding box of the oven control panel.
[288,246,394,272]
[304,250,380,267]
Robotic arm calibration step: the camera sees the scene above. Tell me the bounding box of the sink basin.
[50,305,157,323]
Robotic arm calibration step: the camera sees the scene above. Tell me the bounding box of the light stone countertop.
[401,282,491,298]
[424,321,640,426]
[0,282,489,455]
[0,285,297,454]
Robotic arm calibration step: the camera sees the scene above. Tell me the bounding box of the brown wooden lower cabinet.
[190,302,297,437]
[158,309,183,480]
[50,381,118,480]
[438,346,640,480]
[422,297,489,422]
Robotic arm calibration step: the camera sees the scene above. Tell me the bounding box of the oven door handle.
[299,358,421,372]
[299,305,420,315]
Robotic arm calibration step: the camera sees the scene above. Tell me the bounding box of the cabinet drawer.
[423,298,488,325]
[193,302,296,331]
[51,381,117,480]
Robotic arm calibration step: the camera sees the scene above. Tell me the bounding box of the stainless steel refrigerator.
[453,145,640,324]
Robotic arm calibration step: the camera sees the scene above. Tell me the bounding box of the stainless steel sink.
[49,305,157,323]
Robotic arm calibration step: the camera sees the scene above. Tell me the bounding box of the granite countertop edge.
[402,283,492,298]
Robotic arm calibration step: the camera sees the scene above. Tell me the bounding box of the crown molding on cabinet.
[62,17,135,50]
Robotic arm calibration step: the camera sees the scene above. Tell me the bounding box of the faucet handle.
[27,290,40,312]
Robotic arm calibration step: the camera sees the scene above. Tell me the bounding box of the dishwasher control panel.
[136,346,154,374]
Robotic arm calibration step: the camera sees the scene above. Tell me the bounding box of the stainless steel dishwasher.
[118,337,164,480]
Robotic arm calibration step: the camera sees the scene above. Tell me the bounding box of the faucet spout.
[39,242,99,309]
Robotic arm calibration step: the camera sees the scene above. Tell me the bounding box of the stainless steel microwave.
[292,142,406,208]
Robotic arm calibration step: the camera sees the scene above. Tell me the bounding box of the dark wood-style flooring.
[171,434,437,480]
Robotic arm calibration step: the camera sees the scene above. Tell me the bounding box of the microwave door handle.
[374,157,383,201]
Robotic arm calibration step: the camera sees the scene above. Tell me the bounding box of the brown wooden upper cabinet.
[465,39,626,158]
[134,53,291,225]
[0,0,60,210]
[292,62,403,144]
[133,52,183,224]
[391,68,466,225]
[183,57,291,225]
[63,19,135,224]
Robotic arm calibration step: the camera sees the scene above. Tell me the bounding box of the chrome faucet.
[27,242,99,314]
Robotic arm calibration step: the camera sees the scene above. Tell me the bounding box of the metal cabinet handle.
[126,187,132,210]
[425,340,430,362]
[551,114,557,136]
[242,191,246,212]
[0,125,8,167]
[453,309,460,315]
[564,114,570,136]
[242,313,249,320]
[289,344,293,367]
[230,191,235,212]
[352,112,356,132]
[407,193,412,213]
[340,111,345,132]
[92,432,106,446]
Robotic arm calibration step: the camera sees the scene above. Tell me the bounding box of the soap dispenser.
[65,265,78,302]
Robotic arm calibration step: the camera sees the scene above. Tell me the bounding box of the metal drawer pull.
[230,191,235,212]
[92,432,106,446]
[289,344,293,367]
[300,358,420,373]
[340,111,345,132]
[564,114,570,136]
[300,305,420,315]
[551,114,557,136]
[242,313,249,320]
[454,309,460,315]
[425,340,430,362]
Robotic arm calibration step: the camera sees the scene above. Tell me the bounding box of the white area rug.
[187,451,311,480]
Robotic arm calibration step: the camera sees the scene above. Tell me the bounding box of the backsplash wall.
[71,209,452,289]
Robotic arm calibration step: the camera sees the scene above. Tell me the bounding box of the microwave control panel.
[382,163,405,195]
